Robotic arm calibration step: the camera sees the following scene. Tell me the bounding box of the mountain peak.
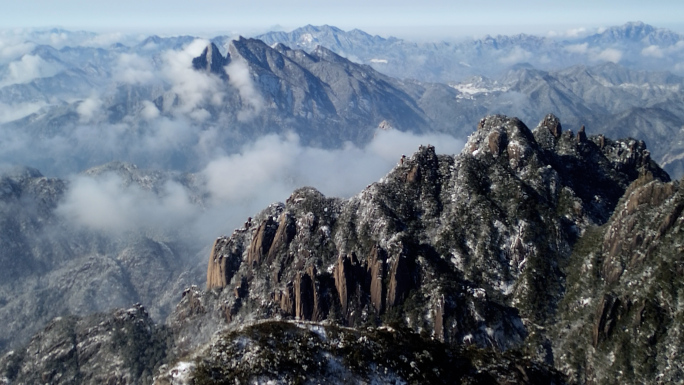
[192,42,230,78]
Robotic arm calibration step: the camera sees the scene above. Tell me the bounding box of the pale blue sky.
[3,0,683,39]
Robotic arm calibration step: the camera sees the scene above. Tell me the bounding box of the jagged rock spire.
[192,42,230,79]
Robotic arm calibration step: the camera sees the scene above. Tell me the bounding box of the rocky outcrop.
[274,284,294,315]
[591,294,621,347]
[541,113,562,138]
[192,42,230,78]
[332,254,353,314]
[190,114,665,357]
[554,172,683,384]
[206,236,242,290]
[577,125,587,143]
[294,266,322,321]
[367,246,387,314]
[386,253,413,308]
[487,128,507,156]
[267,212,296,265]
[246,216,278,267]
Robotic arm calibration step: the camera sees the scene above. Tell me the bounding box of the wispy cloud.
[594,48,622,63]
[226,57,264,122]
[113,53,156,84]
[0,54,62,86]
[499,47,532,65]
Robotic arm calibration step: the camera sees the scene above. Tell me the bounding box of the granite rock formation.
[2,115,678,385]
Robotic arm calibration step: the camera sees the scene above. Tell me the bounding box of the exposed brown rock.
[487,129,507,156]
[625,180,676,215]
[178,286,205,318]
[294,266,323,321]
[406,164,421,183]
[207,237,241,290]
[247,217,279,266]
[592,294,621,347]
[387,253,412,308]
[601,244,625,285]
[541,114,562,138]
[266,213,296,264]
[577,125,587,143]
[367,246,387,314]
[274,283,295,315]
[221,277,249,322]
[658,204,684,237]
[333,254,353,314]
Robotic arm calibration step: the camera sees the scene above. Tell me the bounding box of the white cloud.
[0,101,47,123]
[56,172,196,234]
[0,39,34,63]
[1,54,62,86]
[564,27,589,38]
[49,124,465,244]
[202,133,299,203]
[595,48,622,63]
[113,53,156,84]
[202,129,464,205]
[81,32,126,47]
[547,27,595,39]
[564,44,622,63]
[49,31,69,46]
[641,45,664,58]
[225,58,264,122]
[76,97,103,122]
[140,100,160,120]
[135,116,197,155]
[160,39,225,116]
[499,47,531,65]
[565,43,589,54]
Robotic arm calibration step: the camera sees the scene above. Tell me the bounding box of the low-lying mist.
[57,129,464,250]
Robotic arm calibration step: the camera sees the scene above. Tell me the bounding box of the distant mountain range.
[2,22,684,177]
[256,22,684,82]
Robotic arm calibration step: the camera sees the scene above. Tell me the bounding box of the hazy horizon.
[2,0,682,41]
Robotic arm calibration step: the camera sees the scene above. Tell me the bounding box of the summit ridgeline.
[195,113,665,358]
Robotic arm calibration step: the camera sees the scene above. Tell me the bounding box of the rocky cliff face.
[2,114,677,384]
[554,171,684,384]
